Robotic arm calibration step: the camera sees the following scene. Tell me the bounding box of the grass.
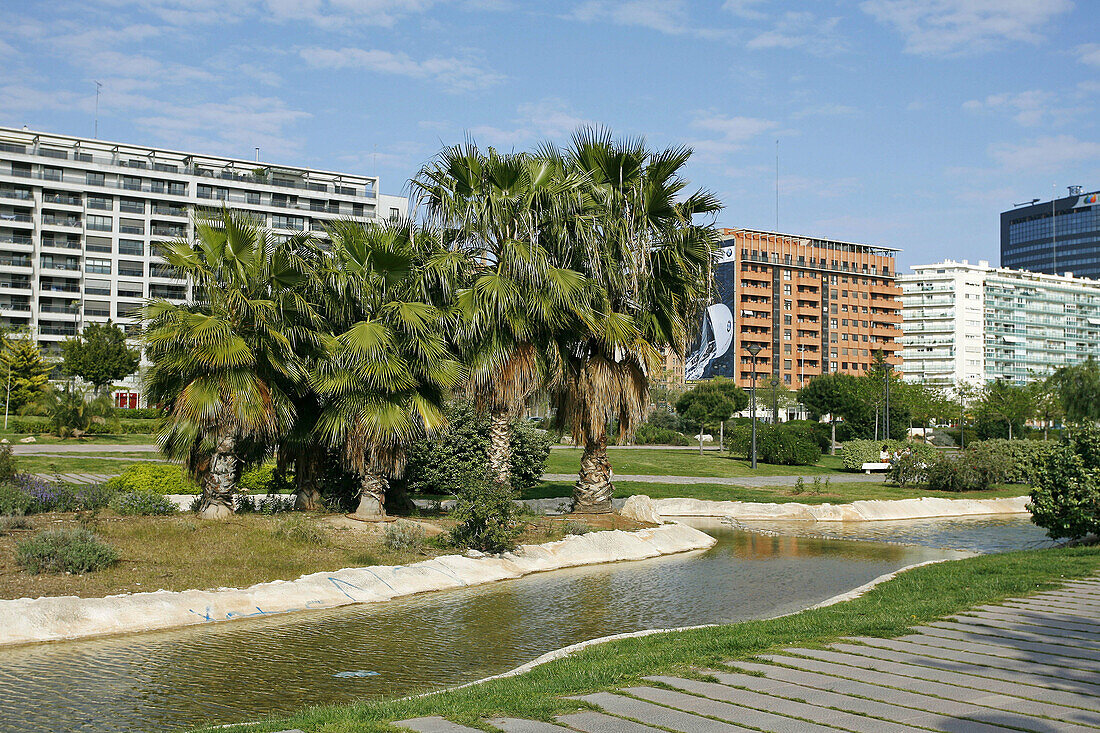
[0,511,638,600]
[13,455,166,474]
[0,433,156,445]
[526,480,1030,504]
[544,449,847,478]
[195,544,1100,733]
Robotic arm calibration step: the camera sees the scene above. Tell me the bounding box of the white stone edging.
[0,523,715,648]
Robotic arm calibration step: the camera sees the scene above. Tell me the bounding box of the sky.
[1,0,1098,271]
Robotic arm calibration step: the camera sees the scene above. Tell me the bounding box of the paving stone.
[755,648,1100,727]
[792,646,1100,714]
[1034,591,1100,606]
[488,717,575,733]
[970,608,1100,634]
[645,675,925,732]
[394,716,485,733]
[1002,600,1100,621]
[828,642,1100,700]
[894,631,1100,670]
[571,693,758,733]
[935,618,1100,647]
[555,712,663,733]
[912,626,1100,662]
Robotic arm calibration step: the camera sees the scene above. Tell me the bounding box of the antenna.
[775,138,779,231]
[93,81,103,138]
[254,147,260,162]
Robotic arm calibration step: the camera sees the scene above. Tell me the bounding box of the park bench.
[860,462,891,474]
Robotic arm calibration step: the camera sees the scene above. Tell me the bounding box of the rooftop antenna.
[775,138,779,231]
[254,147,260,163]
[93,81,103,138]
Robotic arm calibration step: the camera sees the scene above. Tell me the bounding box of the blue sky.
[1,0,1098,271]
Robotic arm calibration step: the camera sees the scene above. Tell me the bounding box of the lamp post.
[884,361,894,440]
[770,376,779,424]
[745,343,762,469]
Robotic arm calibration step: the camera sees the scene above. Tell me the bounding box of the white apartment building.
[0,127,407,403]
[900,259,1100,389]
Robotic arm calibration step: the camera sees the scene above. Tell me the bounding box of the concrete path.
[10,443,159,453]
[542,473,884,486]
[392,576,1100,733]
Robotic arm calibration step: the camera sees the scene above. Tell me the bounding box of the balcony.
[41,215,82,229]
[39,281,79,293]
[39,323,77,337]
[0,233,32,247]
[42,193,82,206]
[0,189,31,201]
[152,205,188,217]
[41,238,81,250]
[0,256,31,269]
[151,225,186,238]
[39,259,81,272]
[0,212,33,226]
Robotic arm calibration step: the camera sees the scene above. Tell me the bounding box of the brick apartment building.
[693,228,903,389]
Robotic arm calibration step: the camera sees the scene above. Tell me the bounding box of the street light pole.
[771,377,779,424]
[884,362,893,440]
[745,343,762,469]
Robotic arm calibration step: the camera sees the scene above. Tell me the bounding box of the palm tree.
[544,128,721,512]
[412,144,588,486]
[310,219,463,518]
[143,209,321,519]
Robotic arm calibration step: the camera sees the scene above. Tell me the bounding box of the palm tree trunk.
[293,449,323,511]
[486,408,511,486]
[573,434,613,514]
[354,471,388,519]
[199,431,237,520]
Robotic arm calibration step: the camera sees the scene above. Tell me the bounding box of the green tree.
[976,379,1035,440]
[60,321,140,393]
[143,210,322,519]
[35,383,117,438]
[1030,377,1063,440]
[1049,357,1100,424]
[798,372,859,454]
[547,127,721,512]
[0,336,50,416]
[675,378,748,454]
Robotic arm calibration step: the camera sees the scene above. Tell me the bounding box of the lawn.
[0,511,641,600]
[528,480,1030,504]
[15,454,166,475]
[545,448,847,477]
[0,433,156,445]
[197,544,1100,733]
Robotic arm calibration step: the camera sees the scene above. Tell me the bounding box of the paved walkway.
[542,473,885,486]
[10,444,159,454]
[385,576,1100,733]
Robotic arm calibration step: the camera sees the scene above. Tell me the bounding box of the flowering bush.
[110,491,178,516]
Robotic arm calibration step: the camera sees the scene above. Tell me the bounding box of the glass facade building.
[1001,188,1100,279]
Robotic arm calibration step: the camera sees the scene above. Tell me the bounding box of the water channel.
[0,515,1049,733]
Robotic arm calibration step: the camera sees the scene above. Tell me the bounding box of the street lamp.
[884,361,894,440]
[745,343,762,469]
[770,376,779,424]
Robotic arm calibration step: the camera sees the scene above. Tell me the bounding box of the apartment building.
[0,126,407,400]
[692,228,902,389]
[900,260,1100,388]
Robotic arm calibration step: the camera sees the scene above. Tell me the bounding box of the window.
[783,329,792,340]
[85,279,111,296]
[272,215,304,230]
[120,198,145,214]
[116,302,141,318]
[783,315,792,325]
[88,196,112,210]
[151,262,180,278]
[149,180,165,194]
[782,269,791,280]
[43,167,63,181]
[118,261,144,277]
[122,176,141,191]
[784,359,792,369]
[389,207,400,221]
[168,182,187,196]
[246,192,261,205]
[784,300,792,310]
[87,215,112,232]
[784,344,792,354]
[85,258,111,274]
[783,284,792,294]
[85,236,112,253]
[117,282,143,298]
[118,239,144,256]
[84,300,110,317]
[119,218,144,235]
[86,172,105,186]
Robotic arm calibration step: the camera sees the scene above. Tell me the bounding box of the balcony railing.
[41,216,82,227]
[0,190,31,200]
[0,213,32,223]
[42,194,82,206]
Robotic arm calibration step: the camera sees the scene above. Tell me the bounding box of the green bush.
[449,480,521,553]
[384,520,426,552]
[0,482,34,515]
[105,464,197,495]
[783,420,832,451]
[886,452,932,488]
[0,444,16,482]
[838,440,936,471]
[237,464,295,495]
[730,423,821,465]
[925,450,1004,492]
[271,515,328,545]
[112,407,165,420]
[16,528,119,574]
[7,416,52,434]
[235,494,292,514]
[0,514,33,533]
[967,439,1058,486]
[634,424,690,445]
[1029,424,1100,541]
[110,491,177,516]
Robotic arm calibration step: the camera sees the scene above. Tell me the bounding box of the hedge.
[967,439,1058,486]
[6,416,159,435]
[839,439,937,471]
[104,464,197,495]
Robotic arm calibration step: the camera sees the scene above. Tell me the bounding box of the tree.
[35,383,117,438]
[675,378,748,454]
[0,336,50,416]
[1049,357,1100,424]
[310,220,462,518]
[413,144,585,488]
[798,372,859,454]
[546,127,721,512]
[1030,377,1063,440]
[143,210,321,519]
[60,321,140,393]
[976,379,1034,440]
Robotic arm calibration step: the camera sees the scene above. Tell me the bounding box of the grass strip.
[544,449,847,478]
[195,545,1100,733]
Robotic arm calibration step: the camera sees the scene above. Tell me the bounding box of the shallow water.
[0,516,1040,733]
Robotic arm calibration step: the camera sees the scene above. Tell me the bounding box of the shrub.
[838,440,936,471]
[783,420,832,451]
[563,519,592,535]
[0,445,16,482]
[645,409,684,433]
[105,464,197,495]
[383,520,426,552]
[237,464,295,495]
[886,452,930,488]
[449,480,521,553]
[634,424,690,445]
[925,450,1004,492]
[112,407,165,420]
[509,419,552,493]
[16,528,119,574]
[110,491,177,516]
[235,494,292,515]
[0,482,33,515]
[730,423,821,465]
[20,475,82,513]
[967,440,1058,486]
[1028,424,1100,541]
[271,515,328,545]
[0,514,33,533]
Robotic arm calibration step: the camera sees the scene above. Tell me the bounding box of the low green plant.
[1029,424,1100,541]
[449,480,521,553]
[968,439,1058,486]
[838,440,936,471]
[0,444,17,482]
[634,423,690,446]
[271,515,328,545]
[235,494,292,514]
[105,464,197,495]
[886,451,931,488]
[925,450,1003,492]
[383,520,426,552]
[563,519,593,535]
[811,476,822,496]
[0,481,33,515]
[792,476,805,495]
[16,528,119,574]
[0,514,33,533]
[110,491,177,516]
[730,423,821,465]
[237,464,296,495]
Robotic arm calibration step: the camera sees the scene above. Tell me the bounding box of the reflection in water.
[0,518,1036,733]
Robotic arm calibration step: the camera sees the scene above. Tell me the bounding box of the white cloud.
[962,90,1077,127]
[745,11,843,54]
[989,135,1100,172]
[300,47,503,92]
[721,0,767,20]
[467,98,592,146]
[568,0,691,33]
[692,113,777,141]
[0,85,90,113]
[99,0,440,28]
[1075,43,1100,67]
[860,0,1074,56]
[793,103,857,118]
[133,95,311,157]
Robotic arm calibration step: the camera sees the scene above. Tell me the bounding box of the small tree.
[1049,357,1100,424]
[35,383,117,438]
[675,378,749,454]
[60,321,140,394]
[0,337,50,416]
[977,379,1034,440]
[798,373,859,454]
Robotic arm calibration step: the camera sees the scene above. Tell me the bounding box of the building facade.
[694,228,902,390]
[899,260,1100,388]
[0,127,407,401]
[1001,186,1100,280]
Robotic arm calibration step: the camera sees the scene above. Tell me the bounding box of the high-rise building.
[688,228,902,390]
[1001,186,1100,279]
[0,127,407,402]
[899,259,1100,388]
